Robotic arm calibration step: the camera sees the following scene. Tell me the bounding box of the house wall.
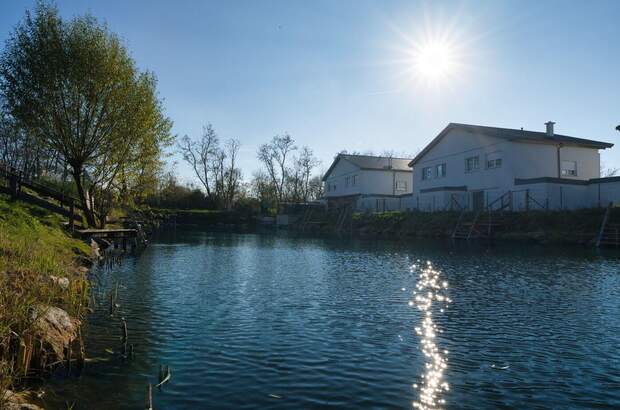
[588,178,620,207]
[324,158,412,199]
[412,129,513,196]
[360,170,412,196]
[411,128,604,211]
[323,159,361,198]
[356,194,413,212]
[510,143,600,181]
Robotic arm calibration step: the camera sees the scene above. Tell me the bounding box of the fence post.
[69,199,75,232]
[525,189,530,212]
[9,173,18,199]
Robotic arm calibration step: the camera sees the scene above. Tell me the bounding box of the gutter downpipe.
[556,143,563,179]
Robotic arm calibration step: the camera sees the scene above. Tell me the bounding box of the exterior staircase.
[335,204,353,235]
[452,191,513,240]
[596,203,620,248]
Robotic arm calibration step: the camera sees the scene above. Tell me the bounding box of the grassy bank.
[350,208,613,245]
[0,194,91,403]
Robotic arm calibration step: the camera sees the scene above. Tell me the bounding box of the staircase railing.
[596,202,612,248]
[486,191,512,212]
[467,210,482,239]
[452,208,467,238]
[449,194,465,211]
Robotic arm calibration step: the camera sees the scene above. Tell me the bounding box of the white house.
[409,122,616,211]
[322,154,413,211]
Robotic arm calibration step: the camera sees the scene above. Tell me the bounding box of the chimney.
[545,121,555,136]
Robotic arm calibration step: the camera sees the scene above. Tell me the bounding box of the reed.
[0,194,91,401]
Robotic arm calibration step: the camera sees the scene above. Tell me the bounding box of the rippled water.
[44,230,620,409]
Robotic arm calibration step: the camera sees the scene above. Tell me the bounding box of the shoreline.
[1,202,617,408]
[0,194,100,409]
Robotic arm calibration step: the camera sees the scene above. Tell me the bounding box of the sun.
[411,40,456,83]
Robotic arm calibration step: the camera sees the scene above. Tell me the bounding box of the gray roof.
[409,123,614,166]
[322,154,413,181]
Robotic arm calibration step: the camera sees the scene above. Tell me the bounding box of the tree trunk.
[71,166,97,227]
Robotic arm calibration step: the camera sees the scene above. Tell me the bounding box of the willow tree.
[0,2,172,226]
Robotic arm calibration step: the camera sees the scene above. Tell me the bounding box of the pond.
[44,230,620,409]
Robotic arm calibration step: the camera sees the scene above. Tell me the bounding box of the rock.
[1,390,43,410]
[49,275,69,290]
[90,239,101,260]
[30,306,80,360]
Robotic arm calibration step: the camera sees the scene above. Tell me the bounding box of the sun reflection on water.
[411,261,451,409]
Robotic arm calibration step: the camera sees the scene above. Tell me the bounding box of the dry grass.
[0,194,90,401]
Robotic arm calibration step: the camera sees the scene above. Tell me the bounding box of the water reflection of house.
[410,122,617,211]
[322,154,413,212]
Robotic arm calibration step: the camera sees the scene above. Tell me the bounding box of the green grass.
[351,208,609,243]
[0,194,90,397]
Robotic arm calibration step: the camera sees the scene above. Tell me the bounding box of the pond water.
[44,230,620,409]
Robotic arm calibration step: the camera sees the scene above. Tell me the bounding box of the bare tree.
[601,161,619,177]
[307,175,324,201]
[295,146,320,202]
[179,124,219,198]
[257,134,297,207]
[223,139,241,209]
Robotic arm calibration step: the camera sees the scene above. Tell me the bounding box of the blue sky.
[1,0,619,182]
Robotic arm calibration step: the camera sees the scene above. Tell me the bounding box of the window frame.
[487,158,502,169]
[465,156,480,173]
[561,160,578,176]
[436,163,447,178]
[422,166,433,180]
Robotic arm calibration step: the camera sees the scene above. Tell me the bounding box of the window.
[486,152,502,169]
[465,156,479,172]
[487,158,502,169]
[561,160,577,176]
[345,176,350,187]
[436,163,446,178]
[422,167,433,180]
[396,180,407,191]
[352,175,357,186]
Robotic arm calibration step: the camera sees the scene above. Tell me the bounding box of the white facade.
[322,155,412,210]
[409,123,615,212]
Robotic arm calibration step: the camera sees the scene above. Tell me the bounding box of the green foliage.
[0,1,173,226]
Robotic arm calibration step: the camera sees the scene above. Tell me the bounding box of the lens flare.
[411,261,451,409]
[411,40,456,82]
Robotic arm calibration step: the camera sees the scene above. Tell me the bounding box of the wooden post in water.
[145,384,153,410]
[121,318,128,355]
[65,342,72,376]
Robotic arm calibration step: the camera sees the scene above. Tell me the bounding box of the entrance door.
[472,191,484,211]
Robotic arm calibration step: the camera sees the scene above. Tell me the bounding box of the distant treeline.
[0,2,324,226]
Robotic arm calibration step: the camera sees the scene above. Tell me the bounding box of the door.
[473,191,484,211]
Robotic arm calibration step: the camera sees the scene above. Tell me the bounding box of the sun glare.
[412,40,456,82]
[386,11,474,92]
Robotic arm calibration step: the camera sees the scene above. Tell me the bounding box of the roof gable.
[322,154,413,181]
[409,123,614,167]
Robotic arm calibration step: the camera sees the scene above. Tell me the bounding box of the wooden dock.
[76,229,138,239]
